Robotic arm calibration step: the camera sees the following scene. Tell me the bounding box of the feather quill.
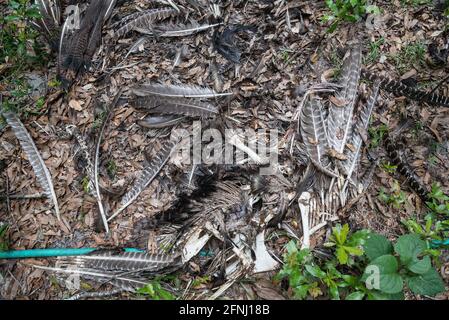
[59,250,176,272]
[3,111,60,220]
[342,80,380,191]
[138,21,221,37]
[93,90,123,233]
[300,98,338,178]
[137,115,185,129]
[131,94,219,118]
[131,83,231,99]
[108,138,180,221]
[327,46,362,153]
[114,7,178,37]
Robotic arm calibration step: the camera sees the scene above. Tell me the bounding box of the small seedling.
[380,162,398,174]
[379,181,407,209]
[323,0,380,32]
[81,175,91,194]
[136,279,176,300]
[368,124,388,148]
[365,37,385,65]
[392,42,426,73]
[324,224,369,266]
[426,183,449,216]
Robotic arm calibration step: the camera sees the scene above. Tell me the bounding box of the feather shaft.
[3,111,60,220]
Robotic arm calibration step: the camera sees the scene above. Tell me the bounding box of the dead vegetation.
[0,0,449,300]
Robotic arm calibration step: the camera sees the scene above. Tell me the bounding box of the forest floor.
[1,0,449,300]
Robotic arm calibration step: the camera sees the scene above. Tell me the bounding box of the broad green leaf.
[408,256,431,275]
[345,291,365,300]
[362,255,403,294]
[406,269,445,296]
[293,284,310,300]
[364,233,393,261]
[367,291,405,300]
[348,229,370,247]
[394,234,430,273]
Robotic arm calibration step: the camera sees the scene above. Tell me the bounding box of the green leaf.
[363,255,403,294]
[333,224,350,245]
[286,240,297,255]
[364,234,393,261]
[345,291,365,300]
[367,291,405,300]
[343,245,363,256]
[348,229,370,247]
[408,256,431,275]
[394,234,430,273]
[305,264,326,279]
[406,269,445,296]
[329,284,340,300]
[336,246,349,265]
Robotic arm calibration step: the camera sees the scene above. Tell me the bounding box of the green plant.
[277,238,402,300]
[391,42,426,73]
[81,176,91,194]
[362,233,445,296]
[1,0,47,115]
[380,162,397,174]
[323,0,380,32]
[379,181,407,209]
[136,279,175,300]
[368,124,387,148]
[324,224,369,265]
[0,0,45,72]
[275,242,321,299]
[365,37,385,65]
[426,183,449,216]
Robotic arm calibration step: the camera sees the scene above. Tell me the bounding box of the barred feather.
[327,46,362,153]
[131,83,231,99]
[60,250,176,272]
[108,139,180,221]
[300,98,338,178]
[3,111,60,220]
[58,0,116,87]
[131,94,219,118]
[114,7,178,37]
[343,80,380,188]
[384,133,429,201]
[138,21,221,37]
[361,69,449,107]
[137,115,185,129]
[31,0,61,51]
